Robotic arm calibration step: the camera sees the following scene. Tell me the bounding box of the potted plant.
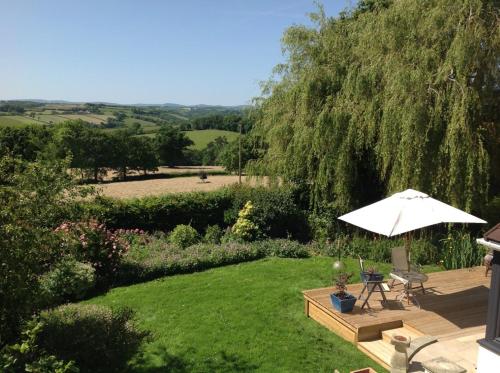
[330,272,356,313]
[361,266,384,282]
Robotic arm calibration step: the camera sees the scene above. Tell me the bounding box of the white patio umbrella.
[338,189,486,237]
[338,189,486,268]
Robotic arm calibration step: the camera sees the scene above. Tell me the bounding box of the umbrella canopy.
[338,189,486,237]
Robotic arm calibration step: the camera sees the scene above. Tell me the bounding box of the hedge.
[76,185,309,240]
[77,189,233,232]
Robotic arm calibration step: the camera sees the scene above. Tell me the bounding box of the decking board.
[303,266,490,368]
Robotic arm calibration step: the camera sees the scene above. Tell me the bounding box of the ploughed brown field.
[94,175,266,199]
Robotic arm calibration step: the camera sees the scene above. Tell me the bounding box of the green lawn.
[87,257,392,372]
[184,129,239,150]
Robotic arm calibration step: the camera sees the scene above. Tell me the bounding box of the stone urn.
[390,335,411,373]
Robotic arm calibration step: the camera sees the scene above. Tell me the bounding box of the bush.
[168,224,200,249]
[410,239,440,266]
[55,220,129,283]
[116,239,266,285]
[77,190,233,232]
[76,185,309,240]
[40,259,96,304]
[225,185,309,241]
[253,239,311,258]
[37,304,149,373]
[440,231,485,270]
[0,320,79,373]
[204,225,223,244]
[307,203,343,243]
[232,201,259,241]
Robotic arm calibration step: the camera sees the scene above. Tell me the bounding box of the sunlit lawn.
[87,257,439,372]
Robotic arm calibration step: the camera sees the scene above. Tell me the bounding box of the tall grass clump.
[440,231,486,270]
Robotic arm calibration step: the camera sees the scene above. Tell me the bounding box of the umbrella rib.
[388,209,402,237]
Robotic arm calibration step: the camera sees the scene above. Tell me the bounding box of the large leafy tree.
[251,0,500,213]
[0,126,52,161]
[155,126,193,166]
[50,121,110,181]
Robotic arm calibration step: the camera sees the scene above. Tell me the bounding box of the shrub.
[40,259,96,304]
[37,304,149,373]
[253,239,310,258]
[225,185,309,240]
[410,239,439,266]
[116,239,266,285]
[0,320,79,373]
[344,236,402,263]
[168,224,200,249]
[0,156,89,343]
[76,185,309,240]
[77,190,233,232]
[232,201,259,241]
[440,231,485,269]
[55,220,129,283]
[204,225,223,244]
[307,203,342,244]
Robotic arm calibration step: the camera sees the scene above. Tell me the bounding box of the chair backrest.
[391,246,409,272]
[358,256,365,272]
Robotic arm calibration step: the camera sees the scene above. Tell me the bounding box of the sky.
[0,0,350,106]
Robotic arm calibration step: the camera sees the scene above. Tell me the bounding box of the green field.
[0,115,40,127]
[185,129,239,150]
[87,257,387,372]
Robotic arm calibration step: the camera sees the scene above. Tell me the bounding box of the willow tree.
[250,0,500,214]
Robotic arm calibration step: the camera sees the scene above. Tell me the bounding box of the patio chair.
[389,246,428,306]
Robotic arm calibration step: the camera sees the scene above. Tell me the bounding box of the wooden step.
[357,339,392,370]
[381,325,424,343]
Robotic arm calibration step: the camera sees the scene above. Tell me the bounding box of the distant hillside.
[0,101,245,149]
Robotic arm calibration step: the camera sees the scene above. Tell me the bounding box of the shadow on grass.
[129,344,259,372]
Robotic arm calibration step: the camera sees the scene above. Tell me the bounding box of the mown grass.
[87,257,395,372]
[184,129,239,150]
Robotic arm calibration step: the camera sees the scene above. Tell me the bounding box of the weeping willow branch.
[250,0,499,214]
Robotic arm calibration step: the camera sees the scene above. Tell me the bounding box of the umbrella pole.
[405,232,412,272]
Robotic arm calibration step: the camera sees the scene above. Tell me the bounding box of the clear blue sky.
[1,0,349,106]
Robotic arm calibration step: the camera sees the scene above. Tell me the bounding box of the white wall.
[477,345,500,373]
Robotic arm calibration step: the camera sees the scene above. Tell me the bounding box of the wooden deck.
[303,266,490,371]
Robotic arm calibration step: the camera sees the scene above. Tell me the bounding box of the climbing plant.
[250,0,500,213]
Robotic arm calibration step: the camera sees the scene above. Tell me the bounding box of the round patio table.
[390,271,428,308]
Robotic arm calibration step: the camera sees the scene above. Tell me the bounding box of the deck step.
[382,325,424,343]
[357,339,393,370]
[359,326,432,370]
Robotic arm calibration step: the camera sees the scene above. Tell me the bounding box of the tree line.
[182,113,253,132]
[0,121,194,181]
[0,121,260,180]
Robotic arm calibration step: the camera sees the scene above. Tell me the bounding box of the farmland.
[94,174,264,199]
[184,129,239,149]
[0,102,241,150]
[0,115,39,127]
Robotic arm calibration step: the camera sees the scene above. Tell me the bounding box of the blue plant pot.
[330,292,357,313]
[361,271,384,282]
